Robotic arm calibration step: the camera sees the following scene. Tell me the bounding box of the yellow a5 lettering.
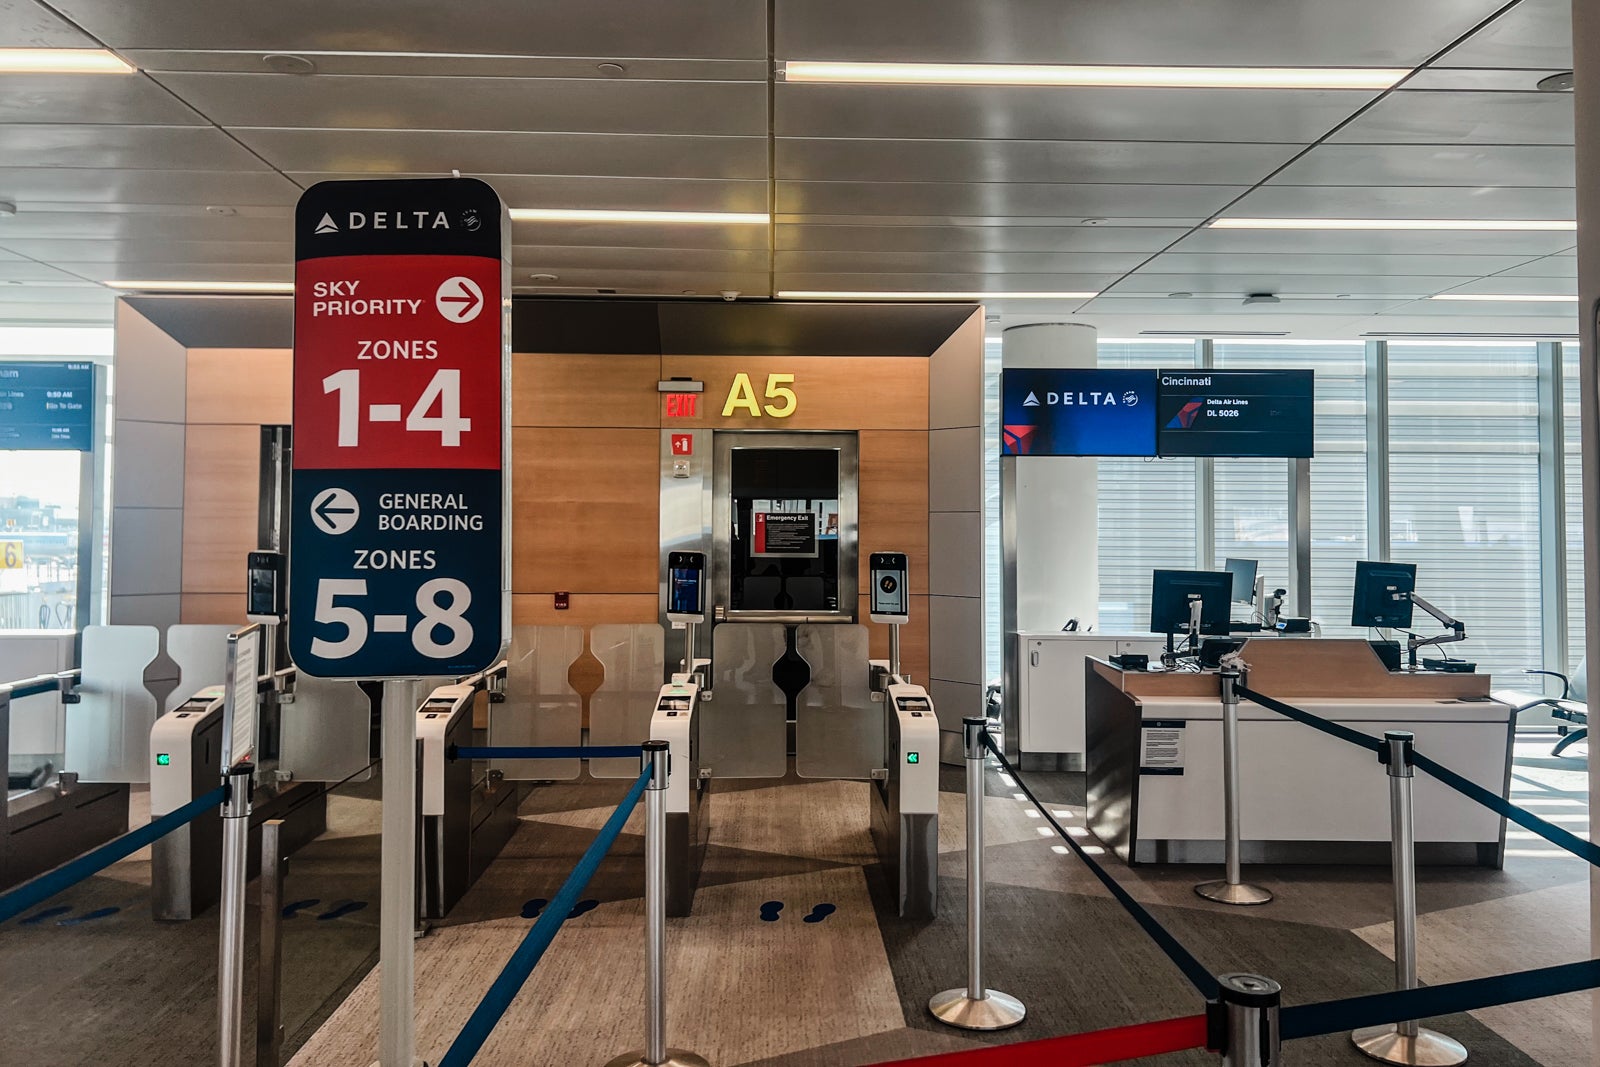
[721,373,798,418]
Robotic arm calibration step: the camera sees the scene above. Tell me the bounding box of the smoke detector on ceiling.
[0,201,15,218]
[1242,292,1281,306]
[597,62,627,77]
[529,273,559,282]
[263,54,316,75]
[1536,71,1574,92]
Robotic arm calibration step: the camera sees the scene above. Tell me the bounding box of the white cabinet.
[1018,632,1164,754]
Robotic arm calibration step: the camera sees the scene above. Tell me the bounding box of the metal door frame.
[710,430,859,625]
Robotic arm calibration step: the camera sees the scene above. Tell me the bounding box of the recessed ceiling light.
[263,54,316,75]
[104,280,295,294]
[597,62,627,77]
[510,208,768,224]
[782,61,1408,90]
[1430,293,1579,302]
[778,290,1098,300]
[1537,71,1574,92]
[0,48,134,74]
[1167,291,1193,299]
[1211,218,1575,231]
[528,273,559,282]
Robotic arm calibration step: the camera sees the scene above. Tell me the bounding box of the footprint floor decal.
[281,899,320,919]
[758,900,784,922]
[567,899,599,920]
[57,906,120,926]
[520,898,549,920]
[803,903,837,924]
[18,905,72,926]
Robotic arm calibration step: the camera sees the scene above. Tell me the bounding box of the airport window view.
[0,3,1596,1067]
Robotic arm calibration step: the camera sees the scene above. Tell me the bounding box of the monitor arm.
[1402,591,1466,668]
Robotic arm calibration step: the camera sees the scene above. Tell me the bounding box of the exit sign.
[664,393,698,418]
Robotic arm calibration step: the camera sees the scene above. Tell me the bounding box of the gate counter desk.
[1084,639,1513,868]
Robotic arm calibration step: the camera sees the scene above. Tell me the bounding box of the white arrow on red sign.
[435,276,484,323]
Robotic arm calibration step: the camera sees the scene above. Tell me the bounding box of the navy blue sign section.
[290,177,510,680]
[1000,367,1156,457]
[289,470,502,676]
[0,362,94,451]
[1156,369,1314,458]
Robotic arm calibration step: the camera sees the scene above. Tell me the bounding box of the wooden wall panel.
[511,594,659,626]
[858,430,931,596]
[511,426,660,594]
[512,352,661,428]
[860,594,931,685]
[187,349,291,425]
[660,356,928,431]
[181,424,260,594]
[182,593,247,626]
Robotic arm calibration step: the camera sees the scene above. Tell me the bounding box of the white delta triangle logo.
[314,213,338,235]
[1023,391,1041,407]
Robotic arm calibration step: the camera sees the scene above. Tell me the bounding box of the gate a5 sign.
[290,178,510,679]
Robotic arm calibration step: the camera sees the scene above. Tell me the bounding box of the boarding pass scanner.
[652,675,704,917]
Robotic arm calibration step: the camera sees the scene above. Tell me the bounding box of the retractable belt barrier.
[450,745,644,761]
[1235,683,1600,868]
[0,784,229,925]
[981,733,1222,1001]
[872,1013,1210,1067]
[438,764,651,1067]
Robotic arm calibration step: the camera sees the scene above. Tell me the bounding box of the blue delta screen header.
[1001,368,1313,459]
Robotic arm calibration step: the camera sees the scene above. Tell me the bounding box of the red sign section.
[293,254,503,470]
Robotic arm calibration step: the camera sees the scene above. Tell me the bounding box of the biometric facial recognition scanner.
[869,551,910,680]
[1151,569,1233,667]
[1351,560,1470,671]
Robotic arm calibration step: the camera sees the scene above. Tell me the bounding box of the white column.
[1571,2,1600,1061]
[1002,322,1100,630]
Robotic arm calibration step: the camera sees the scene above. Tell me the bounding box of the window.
[983,337,1002,683]
[1387,342,1541,677]
[1563,344,1585,674]
[1097,341,1198,632]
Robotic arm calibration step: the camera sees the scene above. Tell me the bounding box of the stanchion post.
[217,764,254,1067]
[1195,666,1273,906]
[1218,974,1282,1067]
[257,819,286,1067]
[1352,732,1467,1066]
[606,741,709,1067]
[929,718,1025,1031]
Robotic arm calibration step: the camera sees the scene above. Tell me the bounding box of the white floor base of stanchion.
[1194,880,1274,906]
[927,988,1026,1031]
[603,1051,711,1067]
[1352,1025,1468,1066]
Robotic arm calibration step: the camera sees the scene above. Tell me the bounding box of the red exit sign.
[664,392,698,418]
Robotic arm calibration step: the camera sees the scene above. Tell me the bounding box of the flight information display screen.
[1000,367,1156,457]
[0,362,95,451]
[1155,369,1314,458]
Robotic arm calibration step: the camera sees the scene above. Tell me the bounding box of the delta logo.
[1167,398,1205,429]
[1003,425,1038,454]
[1021,389,1136,407]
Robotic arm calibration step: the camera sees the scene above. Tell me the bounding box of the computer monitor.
[1223,558,1258,604]
[1351,561,1417,629]
[1150,570,1233,645]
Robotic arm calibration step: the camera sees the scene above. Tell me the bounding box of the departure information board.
[289,177,510,679]
[1155,370,1314,458]
[0,362,94,451]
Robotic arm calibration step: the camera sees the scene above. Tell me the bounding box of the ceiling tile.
[1225,184,1574,219]
[152,72,767,136]
[0,0,96,46]
[52,0,766,58]
[234,128,766,180]
[0,123,272,170]
[1270,143,1573,187]
[1103,272,1473,297]
[0,238,292,264]
[1078,294,1410,315]
[775,271,1120,292]
[124,51,765,81]
[1429,276,1577,297]
[513,246,769,274]
[511,269,770,296]
[291,173,768,213]
[777,223,1188,253]
[778,84,1379,143]
[1491,254,1576,279]
[775,0,1504,66]
[777,181,1244,219]
[0,73,207,125]
[1433,0,1572,69]
[1331,90,1572,144]
[0,210,290,241]
[0,167,300,207]
[510,219,768,251]
[1171,227,1577,257]
[775,138,1297,185]
[776,249,1151,274]
[1148,251,1547,276]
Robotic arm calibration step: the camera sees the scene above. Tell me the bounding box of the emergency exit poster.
[289,178,510,679]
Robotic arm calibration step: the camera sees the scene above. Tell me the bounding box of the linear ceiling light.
[1430,293,1579,302]
[510,208,768,224]
[778,290,1098,301]
[104,280,295,293]
[0,48,134,74]
[1211,218,1576,231]
[783,61,1407,90]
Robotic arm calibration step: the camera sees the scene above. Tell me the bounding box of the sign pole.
[378,678,420,1067]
